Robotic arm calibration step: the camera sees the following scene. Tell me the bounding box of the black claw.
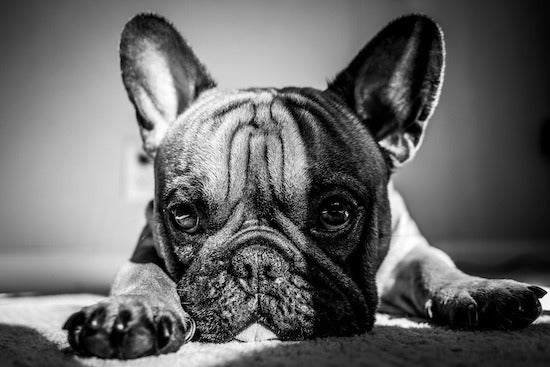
[157,316,173,350]
[63,310,85,330]
[88,307,107,330]
[113,309,132,332]
[536,301,543,317]
[528,286,547,299]
[453,304,476,329]
[424,299,434,320]
[467,303,478,328]
[63,311,88,354]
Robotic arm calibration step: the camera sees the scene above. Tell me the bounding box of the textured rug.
[1,293,549,367]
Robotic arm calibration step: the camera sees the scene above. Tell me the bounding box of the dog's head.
[120,14,444,342]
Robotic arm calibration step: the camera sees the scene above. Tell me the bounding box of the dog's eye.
[170,204,200,233]
[318,199,351,231]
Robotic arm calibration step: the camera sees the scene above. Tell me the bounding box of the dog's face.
[120,14,444,341]
[155,87,389,341]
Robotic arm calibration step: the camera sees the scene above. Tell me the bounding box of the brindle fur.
[63,13,545,359]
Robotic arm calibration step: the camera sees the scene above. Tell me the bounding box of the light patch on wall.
[121,139,154,202]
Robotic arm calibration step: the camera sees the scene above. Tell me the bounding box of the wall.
[0,0,548,292]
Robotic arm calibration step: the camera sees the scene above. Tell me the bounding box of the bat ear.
[328,15,445,169]
[120,13,216,157]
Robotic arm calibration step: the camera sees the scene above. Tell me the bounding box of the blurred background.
[0,0,549,294]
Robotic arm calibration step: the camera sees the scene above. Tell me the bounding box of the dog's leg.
[63,225,194,359]
[377,183,546,329]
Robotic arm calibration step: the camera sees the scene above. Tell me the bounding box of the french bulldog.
[63,13,546,359]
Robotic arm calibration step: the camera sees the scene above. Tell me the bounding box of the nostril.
[231,244,289,283]
[230,261,250,280]
[231,254,255,279]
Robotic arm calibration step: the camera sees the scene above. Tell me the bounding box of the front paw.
[425,277,546,330]
[63,296,195,359]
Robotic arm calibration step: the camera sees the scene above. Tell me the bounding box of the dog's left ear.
[328,15,445,168]
[120,13,216,157]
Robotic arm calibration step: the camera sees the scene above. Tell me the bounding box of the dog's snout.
[231,244,288,282]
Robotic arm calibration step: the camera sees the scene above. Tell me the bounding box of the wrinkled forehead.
[155,88,386,208]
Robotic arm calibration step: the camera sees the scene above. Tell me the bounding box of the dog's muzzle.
[177,225,363,342]
[229,232,291,341]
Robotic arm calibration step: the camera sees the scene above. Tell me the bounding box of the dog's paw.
[63,296,195,359]
[425,277,546,330]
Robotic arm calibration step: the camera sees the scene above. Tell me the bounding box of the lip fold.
[234,322,280,342]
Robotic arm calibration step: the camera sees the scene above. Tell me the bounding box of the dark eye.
[318,199,352,231]
[170,204,200,233]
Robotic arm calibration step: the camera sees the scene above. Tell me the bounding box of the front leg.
[63,228,194,359]
[381,244,545,329]
[378,185,546,329]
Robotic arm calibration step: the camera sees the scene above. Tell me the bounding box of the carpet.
[1,293,549,367]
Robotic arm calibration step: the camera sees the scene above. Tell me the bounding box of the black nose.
[231,244,288,283]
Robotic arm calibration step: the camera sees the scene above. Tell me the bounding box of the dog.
[63,13,546,359]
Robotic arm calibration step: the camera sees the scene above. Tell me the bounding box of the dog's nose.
[231,244,288,282]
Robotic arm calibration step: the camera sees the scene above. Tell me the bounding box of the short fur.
[63,13,546,359]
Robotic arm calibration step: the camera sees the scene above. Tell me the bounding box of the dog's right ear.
[120,13,216,157]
